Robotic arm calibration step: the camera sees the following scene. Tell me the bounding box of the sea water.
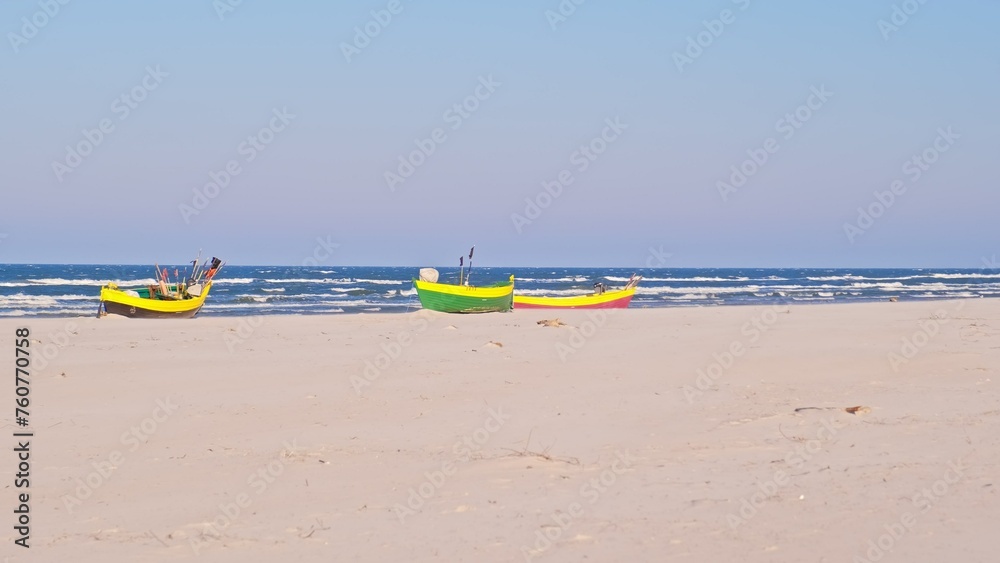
[1,264,999,317]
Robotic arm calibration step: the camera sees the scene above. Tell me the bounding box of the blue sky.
[1,1,997,267]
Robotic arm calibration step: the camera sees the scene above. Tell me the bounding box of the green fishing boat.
[412,247,513,313]
[413,275,514,313]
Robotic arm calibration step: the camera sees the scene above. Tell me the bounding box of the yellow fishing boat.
[513,274,641,309]
[98,256,222,319]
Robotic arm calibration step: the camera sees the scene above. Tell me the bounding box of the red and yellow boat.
[513,274,641,310]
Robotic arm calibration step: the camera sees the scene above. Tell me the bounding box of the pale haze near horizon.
[0,1,997,268]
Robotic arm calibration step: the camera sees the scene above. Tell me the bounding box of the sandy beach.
[2,299,997,562]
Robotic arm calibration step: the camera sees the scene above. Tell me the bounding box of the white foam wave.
[262,277,405,285]
[201,303,275,310]
[849,282,905,289]
[0,277,154,287]
[0,307,92,316]
[0,294,60,307]
[607,276,750,282]
[514,288,597,296]
[354,278,405,285]
[207,299,393,309]
[929,273,1000,279]
[807,275,867,281]
[636,285,761,295]
[383,288,416,297]
[0,293,97,304]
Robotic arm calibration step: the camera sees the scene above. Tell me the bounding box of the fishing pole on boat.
[195,259,206,283]
[154,262,168,296]
[459,256,464,286]
[188,250,202,285]
[195,258,209,283]
[465,245,475,286]
[198,258,208,283]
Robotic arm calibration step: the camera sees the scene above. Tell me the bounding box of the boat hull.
[102,300,205,319]
[513,288,636,309]
[99,284,211,319]
[413,277,514,313]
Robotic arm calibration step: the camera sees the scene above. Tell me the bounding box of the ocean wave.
[804,275,929,282]
[802,274,990,282]
[383,288,417,298]
[201,302,276,310]
[929,273,1000,279]
[746,284,838,291]
[222,299,390,308]
[889,283,977,292]
[807,275,867,281]
[0,295,61,307]
[0,277,153,287]
[344,289,376,296]
[0,307,93,316]
[263,278,319,284]
[849,282,905,289]
[261,277,405,285]
[261,288,285,293]
[225,292,386,302]
[328,300,398,307]
[232,295,270,304]
[353,278,406,285]
[636,285,762,295]
[607,276,750,282]
[514,288,598,296]
[677,276,751,282]
[0,293,96,303]
[516,276,590,283]
[0,276,253,288]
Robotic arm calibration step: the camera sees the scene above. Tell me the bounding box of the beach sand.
[2,299,998,562]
